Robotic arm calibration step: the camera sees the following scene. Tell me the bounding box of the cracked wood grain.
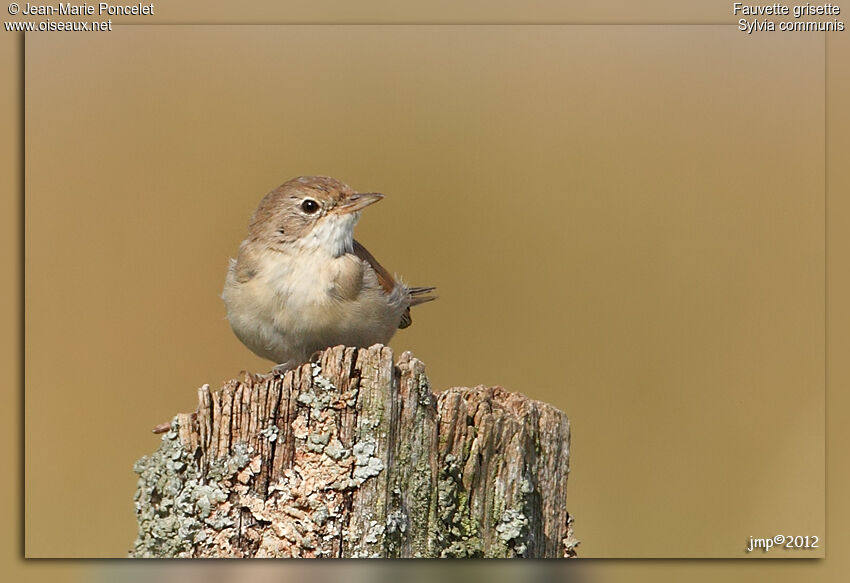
[131,345,578,558]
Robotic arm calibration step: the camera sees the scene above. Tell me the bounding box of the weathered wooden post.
[131,345,577,558]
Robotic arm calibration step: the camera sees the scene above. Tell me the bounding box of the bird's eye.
[301,199,320,214]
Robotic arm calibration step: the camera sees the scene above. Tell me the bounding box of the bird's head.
[247,176,383,255]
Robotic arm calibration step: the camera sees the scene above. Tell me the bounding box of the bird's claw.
[272,360,299,375]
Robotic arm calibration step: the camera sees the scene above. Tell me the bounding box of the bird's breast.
[259,250,354,312]
[223,245,407,363]
[250,248,401,333]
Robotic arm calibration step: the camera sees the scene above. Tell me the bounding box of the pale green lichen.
[324,438,348,461]
[385,508,407,536]
[490,471,535,557]
[295,363,340,417]
[436,454,483,557]
[364,520,385,544]
[352,438,384,481]
[130,420,251,557]
[306,430,331,452]
[495,508,529,555]
[260,424,279,442]
[416,372,432,406]
[310,362,336,391]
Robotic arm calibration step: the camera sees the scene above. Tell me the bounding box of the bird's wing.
[230,245,259,284]
[352,239,415,329]
[352,239,397,295]
[352,239,436,330]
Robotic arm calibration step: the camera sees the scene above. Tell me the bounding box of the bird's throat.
[299,212,359,257]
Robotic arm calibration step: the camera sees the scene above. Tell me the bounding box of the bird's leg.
[272,350,325,375]
[272,360,300,375]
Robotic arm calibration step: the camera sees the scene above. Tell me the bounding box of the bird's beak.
[334,192,384,214]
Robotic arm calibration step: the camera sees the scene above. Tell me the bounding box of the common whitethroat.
[222,176,436,371]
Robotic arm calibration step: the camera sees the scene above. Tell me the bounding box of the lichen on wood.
[131,345,577,558]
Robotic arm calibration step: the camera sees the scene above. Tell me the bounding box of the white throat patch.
[298,212,359,257]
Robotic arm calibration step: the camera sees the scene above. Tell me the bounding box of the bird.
[222,175,436,372]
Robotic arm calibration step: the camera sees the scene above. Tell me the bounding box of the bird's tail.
[398,286,437,329]
[408,286,438,306]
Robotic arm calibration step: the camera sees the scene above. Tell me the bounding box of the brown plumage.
[352,239,436,328]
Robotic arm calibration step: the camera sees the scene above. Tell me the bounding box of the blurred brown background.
[12,14,836,570]
[22,25,825,559]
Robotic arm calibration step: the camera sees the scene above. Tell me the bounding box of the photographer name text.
[19,2,153,15]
